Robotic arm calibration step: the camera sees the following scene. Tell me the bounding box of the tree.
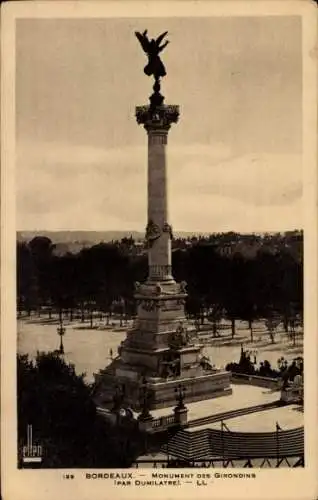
[17,242,37,315]
[185,294,201,321]
[28,237,55,307]
[222,254,249,338]
[264,314,280,344]
[207,304,222,337]
[17,352,137,467]
[16,231,303,336]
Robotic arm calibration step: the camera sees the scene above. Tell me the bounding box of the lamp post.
[174,384,188,427]
[139,377,152,420]
[174,384,186,410]
[138,377,153,445]
[57,321,65,354]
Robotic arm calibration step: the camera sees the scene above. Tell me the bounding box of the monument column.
[136,106,179,283]
[147,125,170,279]
[93,30,232,411]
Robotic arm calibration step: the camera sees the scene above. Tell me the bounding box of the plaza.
[17,305,304,469]
[18,314,303,437]
[18,315,303,386]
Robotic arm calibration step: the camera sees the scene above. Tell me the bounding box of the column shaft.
[147,132,168,225]
[135,104,179,282]
[147,130,172,280]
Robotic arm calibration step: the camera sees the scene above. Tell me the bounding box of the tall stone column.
[93,34,233,411]
[136,105,179,282]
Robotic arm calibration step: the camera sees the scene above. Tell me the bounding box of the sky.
[16,16,302,233]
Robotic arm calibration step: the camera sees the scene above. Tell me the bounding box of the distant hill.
[17,229,303,261]
[17,230,144,244]
[17,230,210,245]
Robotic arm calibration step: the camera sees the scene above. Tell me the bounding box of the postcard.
[1,1,318,499]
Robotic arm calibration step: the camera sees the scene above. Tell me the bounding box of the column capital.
[135,104,179,133]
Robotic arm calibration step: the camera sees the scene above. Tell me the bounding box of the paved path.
[18,317,127,383]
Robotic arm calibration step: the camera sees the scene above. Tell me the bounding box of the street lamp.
[174,384,187,410]
[139,377,152,420]
[57,321,66,354]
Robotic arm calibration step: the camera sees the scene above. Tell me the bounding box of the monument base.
[93,364,232,411]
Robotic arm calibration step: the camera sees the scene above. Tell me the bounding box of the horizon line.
[17,228,304,235]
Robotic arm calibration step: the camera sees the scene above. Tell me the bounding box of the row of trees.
[23,230,302,260]
[17,234,303,335]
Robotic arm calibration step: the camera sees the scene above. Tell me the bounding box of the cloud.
[171,153,302,206]
[16,140,302,232]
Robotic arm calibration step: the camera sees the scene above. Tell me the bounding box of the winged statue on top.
[135,30,169,80]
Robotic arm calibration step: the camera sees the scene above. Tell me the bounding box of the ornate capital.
[136,104,179,132]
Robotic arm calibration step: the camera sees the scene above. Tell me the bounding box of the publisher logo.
[22,424,43,463]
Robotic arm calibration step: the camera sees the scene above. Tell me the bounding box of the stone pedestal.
[93,100,232,410]
[174,406,188,426]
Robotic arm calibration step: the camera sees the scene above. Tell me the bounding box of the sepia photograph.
[1,1,317,500]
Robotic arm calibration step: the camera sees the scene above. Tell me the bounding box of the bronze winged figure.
[135,30,169,80]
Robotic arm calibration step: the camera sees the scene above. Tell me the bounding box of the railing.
[165,414,177,425]
[152,419,162,428]
[152,414,177,429]
[231,372,281,389]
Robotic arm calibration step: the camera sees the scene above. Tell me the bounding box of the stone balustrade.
[231,372,281,389]
[152,413,177,430]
